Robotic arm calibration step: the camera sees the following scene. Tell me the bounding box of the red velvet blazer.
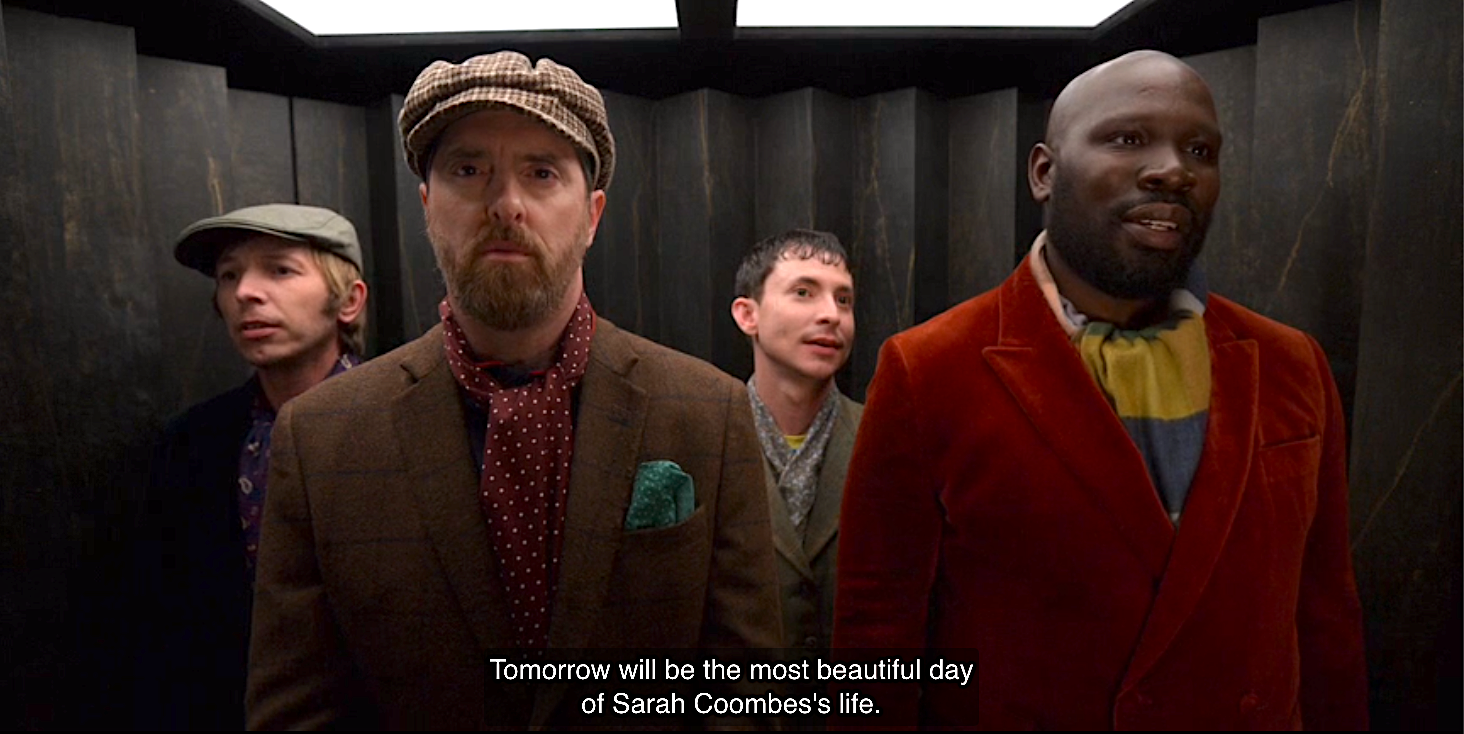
[832,256,1367,730]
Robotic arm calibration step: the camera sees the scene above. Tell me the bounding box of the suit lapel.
[390,327,510,654]
[983,260,1175,577]
[767,459,815,581]
[533,321,648,726]
[802,396,858,562]
[1120,313,1258,691]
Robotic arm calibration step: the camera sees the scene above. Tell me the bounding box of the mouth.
[239,319,280,338]
[1120,202,1193,251]
[804,335,845,354]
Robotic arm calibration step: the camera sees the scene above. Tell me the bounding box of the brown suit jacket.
[246,319,782,729]
[765,393,863,655]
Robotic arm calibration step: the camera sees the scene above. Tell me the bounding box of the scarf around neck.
[1030,233,1211,525]
[439,293,594,649]
[747,375,842,531]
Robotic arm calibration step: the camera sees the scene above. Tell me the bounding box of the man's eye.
[275,265,296,276]
[794,288,811,298]
[454,164,479,177]
[216,271,238,283]
[1189,143,1216,160]
[532,167,556,180]
[838,295,853,307]
[1114,132,1143,146]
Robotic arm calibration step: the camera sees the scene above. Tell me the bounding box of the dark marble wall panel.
[227,89,295,207]
[137,56,247,416]
[1347,0,1463,728]
[654,89,754,377]
[1245,0,1376,417]
[848,89,920,399]
[5,8,157,725]
[1182,46,1256,304]
[912,91,949,325]
[589,91,658,341]
[948,88,1018,305]
[0,7,65,729]
[1013,91,1050,265]
[292,98,376,354]
[365,94,437,351]
[810,90,854,248]
[754,88,816,238]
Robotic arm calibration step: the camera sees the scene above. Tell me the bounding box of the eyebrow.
[788,276,854,292]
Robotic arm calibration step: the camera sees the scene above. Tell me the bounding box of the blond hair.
[308,248,367,355]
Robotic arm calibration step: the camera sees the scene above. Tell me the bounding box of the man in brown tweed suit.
[245,51,782,729]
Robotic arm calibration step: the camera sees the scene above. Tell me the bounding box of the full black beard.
[1045,173,1208,301]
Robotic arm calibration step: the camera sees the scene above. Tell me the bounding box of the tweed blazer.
[832,255,1368,729]
[764,393,863,655]
[246,318,782,729]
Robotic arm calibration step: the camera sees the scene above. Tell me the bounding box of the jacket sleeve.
[830,337,941,728]
[246,404,370,729]
[1296,337,1369,730]
[700,378,784,651]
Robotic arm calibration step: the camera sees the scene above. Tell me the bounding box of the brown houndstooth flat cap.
[399,51,615,191]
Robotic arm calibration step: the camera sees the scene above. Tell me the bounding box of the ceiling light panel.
[253,0,678,35]
[737,0,1139,28]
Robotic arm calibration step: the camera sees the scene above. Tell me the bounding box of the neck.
[1043,239,1167,329]
[258,341,344,412]
[452,279,582,371]
[753,360,835,436]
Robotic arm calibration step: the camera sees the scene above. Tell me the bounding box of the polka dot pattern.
[439,295,595,650]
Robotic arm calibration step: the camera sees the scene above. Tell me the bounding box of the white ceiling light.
[737,0,1141,29]
[252,0,678,36]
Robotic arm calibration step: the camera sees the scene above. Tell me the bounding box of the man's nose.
[234,268,267,303]
[485,172,526,225]
[1139,145,1197,192]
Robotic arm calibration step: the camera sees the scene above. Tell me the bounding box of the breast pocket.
[1256,435,1321,524]
[603,503,711,635]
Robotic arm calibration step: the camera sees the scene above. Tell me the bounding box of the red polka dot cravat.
[440,294,594,650]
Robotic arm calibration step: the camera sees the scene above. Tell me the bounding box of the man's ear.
[584,189,607,249]
[1028,142,1055,204]
[730,297,759,337]
[419,180,429,208]
[337,280,368,325]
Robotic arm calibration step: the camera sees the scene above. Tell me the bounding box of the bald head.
[1027,49,1223,309]
[1045,51,1217,150]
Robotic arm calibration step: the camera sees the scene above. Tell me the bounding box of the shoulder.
[1207,294,1328,374]
[285,329,442,416]
[594,319,744,399]
[883,285,1004,369]
[160,381,254,442]
[839,393,865,424]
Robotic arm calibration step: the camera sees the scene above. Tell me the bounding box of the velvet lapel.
[1120,309,1258,692]
[390,326,509,654]
[767,459,815,581]
[532,320,648,727]
[803,396,858,562]
[982,258,1175,578]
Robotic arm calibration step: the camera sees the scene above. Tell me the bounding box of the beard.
[1045,172,1209,301]
[428,215,588,331]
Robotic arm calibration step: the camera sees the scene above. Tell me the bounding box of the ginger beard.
[428,214,590,331]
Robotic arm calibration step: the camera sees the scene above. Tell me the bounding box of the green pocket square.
[624,460,695,530]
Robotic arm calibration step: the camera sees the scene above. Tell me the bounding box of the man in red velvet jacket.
[832,50,1368,730]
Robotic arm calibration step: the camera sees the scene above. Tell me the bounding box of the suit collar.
[986,256,1260,686]
[390,327,511,654]
[803,395,858,560]
[531,320,648,726]
[985,256,1177,574]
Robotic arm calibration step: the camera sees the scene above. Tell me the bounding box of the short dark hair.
[420,139,598,196]
[734,229,850,301]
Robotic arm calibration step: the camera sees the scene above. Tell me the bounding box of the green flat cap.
[174,203,363,276]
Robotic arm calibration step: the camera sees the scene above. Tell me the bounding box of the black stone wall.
[1,0,1457,728]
